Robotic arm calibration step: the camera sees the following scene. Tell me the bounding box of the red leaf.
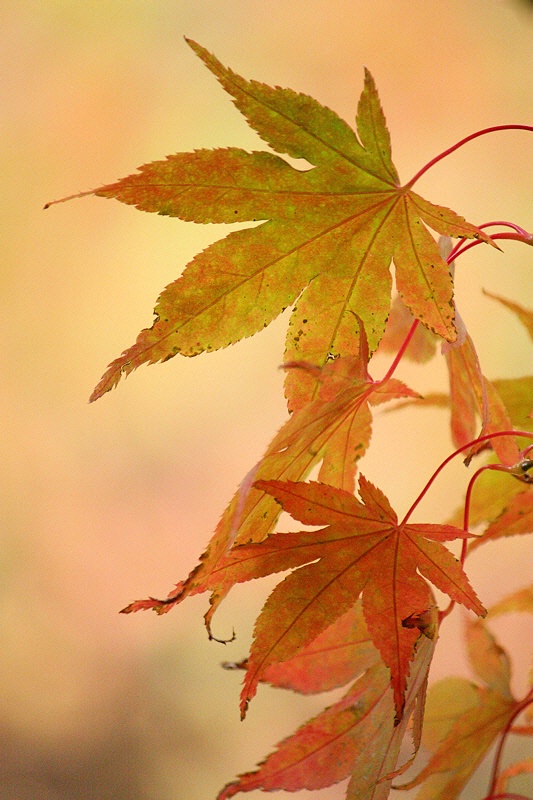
[219,635,436,800]
[237,477,483,720]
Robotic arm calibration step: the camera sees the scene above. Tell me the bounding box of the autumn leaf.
[375,233,453,366]
[48,39,493,402]
[224,477,483,720]
[375,293,438,364]
[465,616,512,697]
[121,349,418,632]
[397,680,518,799]
[488,584,533,616]
[396,617,521,800]
[218,633,435,800]
[225,600,381,694]
[468,487,532,552]
[484,289,533,341]
[443,330,520,464]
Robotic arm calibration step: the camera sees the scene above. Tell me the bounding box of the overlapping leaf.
[51,39,492,402]
[484,289,533,341]
[225,600,381,694]
[375,293,438,364]
[214,477,483,720]
[468,487,532,552]
[397,614,528,799]
[218,618,436,800]
[374,232,453,367]
[121,351,417,631]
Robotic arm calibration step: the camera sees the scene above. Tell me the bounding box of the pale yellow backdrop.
[1,1,531,798]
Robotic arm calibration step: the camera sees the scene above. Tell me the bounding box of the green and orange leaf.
[468,487,532,552]
[396,617,521,800]
[47,39,492,402]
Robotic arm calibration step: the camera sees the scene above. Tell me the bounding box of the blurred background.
[1,1,532,798]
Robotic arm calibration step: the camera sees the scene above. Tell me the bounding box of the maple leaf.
[376,292,438,364]
[483,289,533,341]
[468,487,532,552]
[218,619,436,800]
[50,39,493,402]
[374,232,453,367]
[396,616,522,800]
[488,584,533,616]
[220,477,483,721]
[444,331,521,464]
[225,600,381,694]
[121,348,418,632]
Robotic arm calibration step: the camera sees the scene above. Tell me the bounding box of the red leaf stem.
[401,431,533,527]
[405,125,533,189]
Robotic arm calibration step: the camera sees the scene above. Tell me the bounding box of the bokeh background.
[1,1,532,798]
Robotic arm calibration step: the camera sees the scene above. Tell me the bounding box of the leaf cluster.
[51,39,533,800]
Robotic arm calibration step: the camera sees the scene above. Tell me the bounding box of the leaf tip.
[362,66,377,90]
[185,37,209,62]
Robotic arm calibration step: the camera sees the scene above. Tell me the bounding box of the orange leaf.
[468,487,533,552]
[121,353,417,628]
[397,683,517,798]
[237,477,483,720]
[219,635,435,800]
[261,601,380,693]
[484,289,533,341]
[219,662,394,799]
[396,617,520,799]
[465,617,512,697]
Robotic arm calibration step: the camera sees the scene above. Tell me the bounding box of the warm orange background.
[1,2,531,798]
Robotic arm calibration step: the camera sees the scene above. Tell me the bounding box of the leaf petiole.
[404,125,533,189]
[487,687,533,799]
[400,430,533,528]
